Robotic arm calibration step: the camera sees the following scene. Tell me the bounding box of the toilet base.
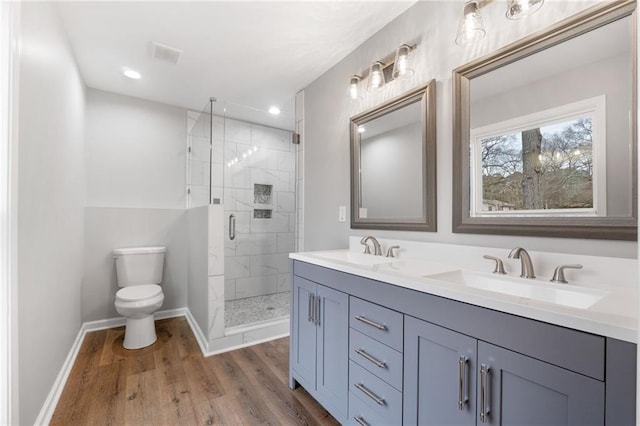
[123,314,157,349]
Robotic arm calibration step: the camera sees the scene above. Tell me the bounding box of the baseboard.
[34,308,188,425]
[183,308,209,356]
[33,323,86,426]
[205,332,290,357]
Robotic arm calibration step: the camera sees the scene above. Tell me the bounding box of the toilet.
[113,246,166,349]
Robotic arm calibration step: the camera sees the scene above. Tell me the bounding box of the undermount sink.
[313,251,394,266]
[425,270,608,309]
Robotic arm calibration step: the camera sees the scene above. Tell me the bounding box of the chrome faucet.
[360,236,383,256]
[508,247,536,279]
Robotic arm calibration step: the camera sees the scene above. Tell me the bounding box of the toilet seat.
[116,284,162,302]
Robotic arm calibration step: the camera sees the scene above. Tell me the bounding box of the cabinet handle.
[354,382,385,406]
[458,356,468,410]
[355,348,386,369]
[355,315,387,331]
[353,416,369,426]
[480,364,490,423]
[315,297,321,326]
[228,214,236,240]
[308,294,314,323]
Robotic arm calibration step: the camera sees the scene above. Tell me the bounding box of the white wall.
[85,88,186,209]
[187,206,208,334]
[83,90,189,323]
[303,0,636,259]
[17,3,85,423]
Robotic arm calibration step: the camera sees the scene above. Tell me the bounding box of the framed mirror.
[453,1,637,240]
[351,80,437,231]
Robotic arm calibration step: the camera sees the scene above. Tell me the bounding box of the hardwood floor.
[51,317,339,425]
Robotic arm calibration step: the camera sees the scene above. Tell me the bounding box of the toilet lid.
[116,284,162,302]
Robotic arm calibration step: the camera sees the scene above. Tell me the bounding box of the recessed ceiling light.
[268,106,281,115]
[123,68,141,80]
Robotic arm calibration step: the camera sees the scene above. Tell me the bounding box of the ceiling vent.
[151,41,183,65]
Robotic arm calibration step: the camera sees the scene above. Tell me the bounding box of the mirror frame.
[351,80,437,232]
[452,1,637,241]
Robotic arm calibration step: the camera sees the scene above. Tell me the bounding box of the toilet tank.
[113,246,166,287]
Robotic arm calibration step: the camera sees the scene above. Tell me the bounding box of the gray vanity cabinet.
[478,341,604,425]
[404,315,604,425]
[403,316,477,425]
[290,275,349,422]
[290,260,635,425]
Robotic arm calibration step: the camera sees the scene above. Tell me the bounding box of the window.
[469,96,606,217]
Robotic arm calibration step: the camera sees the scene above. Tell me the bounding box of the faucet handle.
[550,264,583,284]
[386,246,400,258]
[360,237,371,254]
[483,255,507,274]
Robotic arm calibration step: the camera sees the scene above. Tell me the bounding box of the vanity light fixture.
[349,43,417,99]
[392,44,415,79]
[455,0,486,46]
[349,75,362,100]
[506,0,544,19]
[367,61,386,92]
[456,0,545,45]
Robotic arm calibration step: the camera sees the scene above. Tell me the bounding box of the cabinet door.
[477,341,604,425]
[404,316,477,425]
[291,276,317,389]
[316,284,349,419]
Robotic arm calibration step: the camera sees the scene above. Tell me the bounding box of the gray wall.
[17,3,86,423]
[85,88,186,209]
[82,207,187,322]
[303,0,636,258]
[83,90,189,323]
[361,122,422,219]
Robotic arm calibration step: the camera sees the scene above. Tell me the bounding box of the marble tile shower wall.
[222,119,296,301]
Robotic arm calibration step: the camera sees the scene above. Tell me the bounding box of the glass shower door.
[222,101,297,328]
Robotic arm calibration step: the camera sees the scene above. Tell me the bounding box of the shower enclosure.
[186,98,298,352]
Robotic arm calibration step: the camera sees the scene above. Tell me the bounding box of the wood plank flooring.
[51,317,339,425]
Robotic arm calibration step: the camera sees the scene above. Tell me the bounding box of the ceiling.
[55,1,416,130]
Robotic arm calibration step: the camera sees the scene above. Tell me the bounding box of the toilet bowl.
[113,247,166,350]
[115,284,165,349]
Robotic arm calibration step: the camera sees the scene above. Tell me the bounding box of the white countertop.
[290,249,638,343]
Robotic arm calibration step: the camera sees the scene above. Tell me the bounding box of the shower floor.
[224,291,290,329]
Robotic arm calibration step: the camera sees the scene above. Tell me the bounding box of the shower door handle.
[229,214,236,240]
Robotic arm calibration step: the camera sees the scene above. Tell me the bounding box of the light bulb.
[349,75,361,100]
[506,0,544,19]
[455,1,486,46]
[392,45,414,79]
[367,62,386,92]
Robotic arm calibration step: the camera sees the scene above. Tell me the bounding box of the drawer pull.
[354,382,385,406]
[355,315,387,331]
[480,364,491,423]
[355,348,387,369]
[353,416,369,426]
[458,356,468,410]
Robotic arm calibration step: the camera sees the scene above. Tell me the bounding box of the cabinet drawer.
[349,329,403,391]
[349,361,402,424]
[350,297,403,350]
[348,391,389,426]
